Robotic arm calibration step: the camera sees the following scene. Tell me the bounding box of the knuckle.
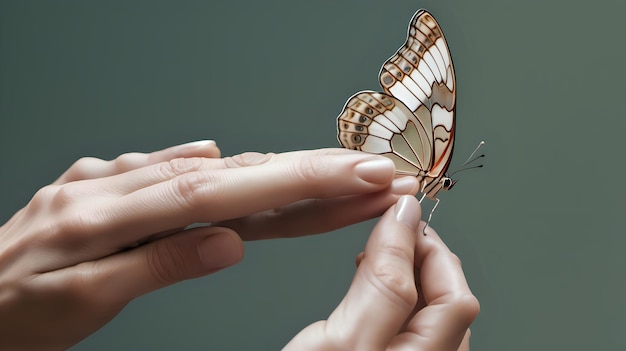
[289,156,329,195]
[224,152,274,168]
[145,241,188,284]
[113,152,144,171]
[369,261,417,307]
[448,252,463,266]
[63,264,124,311]
[380,243,413,263]
[52,209,104,247]
[66,157,103,181]
[162,157,203,176]
[28,185,61,210]
[169,172,220,211]
[50,183,82,207]
[24,185,101,248]
[448,293,481,322]
[28,183,83,213]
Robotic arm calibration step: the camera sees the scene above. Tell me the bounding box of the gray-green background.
[1,0,625,350]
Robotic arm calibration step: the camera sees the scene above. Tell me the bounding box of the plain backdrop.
[1,0,625,350]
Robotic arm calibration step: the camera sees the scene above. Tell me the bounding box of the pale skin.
[0,140,478,350]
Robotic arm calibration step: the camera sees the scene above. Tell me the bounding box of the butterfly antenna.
[465,153,485,166]
[460,140,485,167]
[449,140,485,177]
[449,163,484,177]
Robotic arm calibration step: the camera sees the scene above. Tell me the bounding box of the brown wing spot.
[352,134,362,143]
[355,125,364,132]
[403,65,411,72]
[359,115,367,122]
[382,73,394,85]
[365,107,373,115]
[344,123,349,129]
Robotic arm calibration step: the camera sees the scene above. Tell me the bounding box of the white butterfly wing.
[337,9,456,198]
[378,9,456,180]
[337,91,432,184]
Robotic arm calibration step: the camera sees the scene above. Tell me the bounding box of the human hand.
[284,195,479,351]
[0,140,420,350]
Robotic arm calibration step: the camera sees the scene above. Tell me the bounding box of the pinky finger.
[54,140,220,184]
[94,226,244,302]
[39,226,244,309]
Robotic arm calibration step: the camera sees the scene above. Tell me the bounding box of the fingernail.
[394,195,421,231]
[184,140,216,148]
[198,231,243,270]
[354,157,395,184]
[390,176,420,195]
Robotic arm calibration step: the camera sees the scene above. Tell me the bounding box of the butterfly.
[337,9,468,227]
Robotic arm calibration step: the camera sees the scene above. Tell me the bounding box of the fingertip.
[197,227,244,270]
[390,176,421,195]
[187,140,221,158]
[170,140,221,158]
[180,140,217,148]
[394,195,421,231]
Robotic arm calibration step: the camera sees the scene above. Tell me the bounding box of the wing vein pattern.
[337,9,456,198]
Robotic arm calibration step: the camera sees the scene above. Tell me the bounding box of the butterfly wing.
[337,9,456,198]
[337,91,433,185]
[378,10,456,181]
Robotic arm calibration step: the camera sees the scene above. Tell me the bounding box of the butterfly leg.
[422,198,440,235]
[418,193,427,203]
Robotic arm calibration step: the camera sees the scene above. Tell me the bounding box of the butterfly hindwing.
[337,91,432,184]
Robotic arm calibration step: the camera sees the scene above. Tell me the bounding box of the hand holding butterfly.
[0,140,423,350]
[284,195,479,351]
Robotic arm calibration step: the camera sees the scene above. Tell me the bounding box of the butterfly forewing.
[337,9,456,199]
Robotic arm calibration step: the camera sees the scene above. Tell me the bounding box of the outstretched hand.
[0,140,421,350]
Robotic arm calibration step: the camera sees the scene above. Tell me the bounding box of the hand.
[284,195,479,351]
[0,140,420,350]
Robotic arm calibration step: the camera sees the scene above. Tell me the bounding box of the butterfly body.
[337,9,456,201]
